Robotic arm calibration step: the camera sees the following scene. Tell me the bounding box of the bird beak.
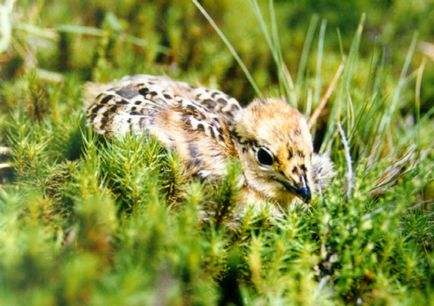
[277,175,311,203]
[295,175,311,203]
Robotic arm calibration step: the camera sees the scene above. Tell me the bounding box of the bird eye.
[256,147,274,166]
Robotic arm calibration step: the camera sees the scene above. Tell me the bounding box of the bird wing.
[86,74,241,140]
[86,75,239,178]
[118,75,242,121]
[119,75,242,116]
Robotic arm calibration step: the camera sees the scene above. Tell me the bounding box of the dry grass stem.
[308,63,344,129]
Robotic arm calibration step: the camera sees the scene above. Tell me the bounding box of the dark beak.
[278,175,311,203]
[296,175,311,203]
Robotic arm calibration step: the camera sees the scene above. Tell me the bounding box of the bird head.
[233,98,314,205]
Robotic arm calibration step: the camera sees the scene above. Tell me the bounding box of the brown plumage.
[86,74,335,207]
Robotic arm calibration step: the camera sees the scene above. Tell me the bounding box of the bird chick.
[86,75,334,207]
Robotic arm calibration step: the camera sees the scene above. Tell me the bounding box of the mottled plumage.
[86,74,335,207]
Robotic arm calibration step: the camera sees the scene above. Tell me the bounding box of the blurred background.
[1,0,433,107]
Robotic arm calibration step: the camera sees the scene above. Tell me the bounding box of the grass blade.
[193,0,262,97]
[296,16,319,91]
[313,19,327,107]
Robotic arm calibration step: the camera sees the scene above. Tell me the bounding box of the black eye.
[256,148,274,166]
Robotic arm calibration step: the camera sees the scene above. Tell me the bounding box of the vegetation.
[0,0,433,305]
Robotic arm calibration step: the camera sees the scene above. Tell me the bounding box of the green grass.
[0,1,433,305]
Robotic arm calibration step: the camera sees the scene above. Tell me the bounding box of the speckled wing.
[86,74,241,136]
[86,74,241,178]
[123,75,242,118]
